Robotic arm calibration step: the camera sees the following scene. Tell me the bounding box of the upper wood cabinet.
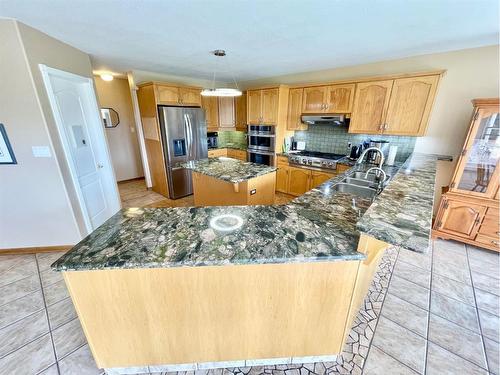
[348,75,440,135]
[235,93,247,131]
[218,97,236,128]
[384,76,439,136]
[349,80,393,134]
[202,96,219,130]
[302,84,355,114]
[449,103,500,198]
[287,88,307,131]
[154,84,201,107]
[247,88,279,124]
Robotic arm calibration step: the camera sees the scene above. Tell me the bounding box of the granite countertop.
[52,153,443,272]
[183,158,277,183]
[357,153,443,253]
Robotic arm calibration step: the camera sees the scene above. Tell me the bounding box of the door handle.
[97,163,104,169]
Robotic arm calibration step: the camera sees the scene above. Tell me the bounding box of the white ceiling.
[1,0,498,82]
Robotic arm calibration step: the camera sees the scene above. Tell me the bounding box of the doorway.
[39,65,121,234]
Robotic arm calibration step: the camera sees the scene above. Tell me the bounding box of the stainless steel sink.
[343,177,376,188]
[351,171,390,182]
[331,183,377,198]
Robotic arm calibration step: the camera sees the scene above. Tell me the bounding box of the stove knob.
[301,158,307,164]
[307,160,312,165]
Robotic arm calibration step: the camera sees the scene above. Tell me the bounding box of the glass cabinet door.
[452,108,500,197]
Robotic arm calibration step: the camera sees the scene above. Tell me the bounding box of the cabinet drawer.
[475,234,500,251]
[479,208,499,238]
[208,149,227,158]
[277,156,289,167]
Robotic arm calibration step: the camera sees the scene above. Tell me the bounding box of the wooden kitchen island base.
[62,234,389,369]
[192,171,276,206]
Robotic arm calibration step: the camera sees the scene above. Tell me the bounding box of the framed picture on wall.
[0,123,17,164]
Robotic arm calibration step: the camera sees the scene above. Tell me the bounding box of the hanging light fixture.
[201,50,242,97]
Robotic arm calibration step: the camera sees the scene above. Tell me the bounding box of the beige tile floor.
[0,240,498,374]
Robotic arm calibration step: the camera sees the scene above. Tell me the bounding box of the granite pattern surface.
[183,158,276,183]
[52,153,442,271]
[357,153,441,253]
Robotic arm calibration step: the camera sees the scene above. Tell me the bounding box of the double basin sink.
[332,171,389,199]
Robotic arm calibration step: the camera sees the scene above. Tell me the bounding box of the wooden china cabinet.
[433,99,500,252]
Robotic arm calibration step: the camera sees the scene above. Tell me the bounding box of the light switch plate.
[32,146,52,158]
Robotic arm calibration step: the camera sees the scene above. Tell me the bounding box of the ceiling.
[1,0,498,82]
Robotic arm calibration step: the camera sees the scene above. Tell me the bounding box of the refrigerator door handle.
[183,113,191,158]
[186,113,194,159]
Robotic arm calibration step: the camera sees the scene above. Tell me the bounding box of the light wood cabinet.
[287,88,307,131]
[155,84,201,106]
[310,171,335,189]
[218,97,235,128]
[349,80,393,134]
[235,93,247,131]
[179,87,202,106]
[302,84,355,114]
[208,148,227,158]
[435,199,486,239]
[433,98,500,252]
[276,166,289,193]
[227,148,247,161]
[202,97,219,130]
[247,89,279,124]
[384,76,439,136]
[288,167,311,196]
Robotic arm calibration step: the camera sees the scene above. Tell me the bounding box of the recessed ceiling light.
[100,73,114,81]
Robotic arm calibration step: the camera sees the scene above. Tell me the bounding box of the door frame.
[39,64,121,234]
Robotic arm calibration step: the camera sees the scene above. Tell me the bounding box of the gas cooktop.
[288,150,346,170]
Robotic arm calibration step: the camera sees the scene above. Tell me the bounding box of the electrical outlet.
[347,142,352,149]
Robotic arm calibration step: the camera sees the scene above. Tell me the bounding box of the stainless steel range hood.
[301,114,345,125]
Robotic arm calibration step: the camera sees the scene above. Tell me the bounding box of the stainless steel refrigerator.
[158,106,207,199]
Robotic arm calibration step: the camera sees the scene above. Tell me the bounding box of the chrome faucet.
[356,147,385,168]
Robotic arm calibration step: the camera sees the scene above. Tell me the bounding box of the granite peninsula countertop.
[52,153,444,272]
[183,157,277,183]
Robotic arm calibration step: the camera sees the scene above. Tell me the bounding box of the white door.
[40,65,121,233]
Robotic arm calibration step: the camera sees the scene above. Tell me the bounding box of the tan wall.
[242,45,500,211]
[95,77,144,181]
[0,20,97,248]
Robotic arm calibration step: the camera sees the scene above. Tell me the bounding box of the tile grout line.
[370,343,423,375]
[423,241,436,375]
[465,244,491,374]
[34,254,62,375]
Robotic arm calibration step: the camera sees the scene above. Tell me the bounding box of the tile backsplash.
[293,124,416,162]
[218,130,247,149]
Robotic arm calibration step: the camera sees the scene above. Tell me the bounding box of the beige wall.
[242,45,500,211]
[0,20,95,248]
[95,77,144,181]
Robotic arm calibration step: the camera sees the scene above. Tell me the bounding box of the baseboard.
[117,176,145,184]
[0,245,73,255]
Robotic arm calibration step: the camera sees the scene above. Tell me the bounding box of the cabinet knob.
[492,240,499,246]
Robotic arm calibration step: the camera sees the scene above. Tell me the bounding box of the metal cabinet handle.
[97,163,104,169]
[492,240,499,246]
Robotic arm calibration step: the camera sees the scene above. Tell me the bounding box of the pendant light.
[201,50,242,97]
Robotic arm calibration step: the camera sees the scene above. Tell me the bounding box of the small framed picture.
[0,123,17,164]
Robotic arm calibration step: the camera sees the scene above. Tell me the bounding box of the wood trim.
[433,229,499,253]
[0,245,73,255]
[117,177,146,184]
[471,98,499,106]
[137,81,202,90]
[245,70,446,91]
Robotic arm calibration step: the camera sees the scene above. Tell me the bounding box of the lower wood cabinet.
[208,148,227,158]
[208,148,247,161]
[434,194,499,252]
[276,157,336,196]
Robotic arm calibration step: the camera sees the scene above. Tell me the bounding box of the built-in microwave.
[248,124,274,134]
[248,133,275,152]
[247,149,275,166]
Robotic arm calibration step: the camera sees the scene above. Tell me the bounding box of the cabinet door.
[287,88,306,130]
[261,89,279,124]
[349,80,393,134]
[478,208,499,238]
[288,167,311,196]
[276,166,289,193]
[451,108,500,198]
[384,76,439,136]
[302,87,326,113]
[218,97,235,128]
[247,90,262,124]
[202,96,219,129]
[436,199,486,239]
[179,87,201,106]
[325,84,355,113]
[155,85,180,105]
[235,93,247,130]
[310,171,335,189]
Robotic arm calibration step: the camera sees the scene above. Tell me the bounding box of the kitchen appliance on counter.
[288,150,346,171]
[207,132,218,149]
[158,106,207,199]
[367,140,390,164]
